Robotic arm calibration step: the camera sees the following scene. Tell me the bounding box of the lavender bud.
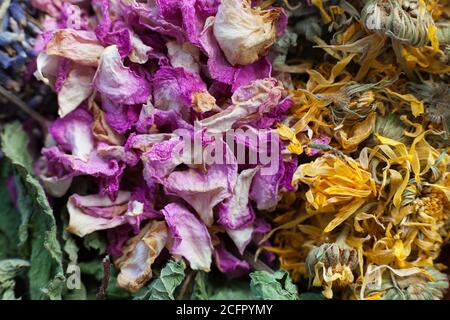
[9,2,27,27]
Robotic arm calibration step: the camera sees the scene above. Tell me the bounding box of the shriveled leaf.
[78,260,131,300]
[107,266,132,300]
[209,281,253,300]
[1,122,65,300]
[61,213,79,264]
[83,232,106,255]
[0,161,20,260]
[190,271,210,300]
[0,123,33,172]
[63,283,87,300]
[0,259,30,300]
[25,176,65,300]
[79,260,104,281]
[250,270,299,300]
[135,259,186,300]
[60,213,86,300]
[191,272,253,300]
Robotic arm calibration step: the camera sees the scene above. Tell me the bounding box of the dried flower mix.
[0,0,449,301]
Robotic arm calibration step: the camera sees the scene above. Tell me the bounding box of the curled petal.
[45,29,104,66]
[66,192,131,237]
[213,0,281,66]
[214,242,250,278]
[162,203,213,271]
[199,78,285,133]
[93,45,151,105]
[58,65,96,117]
[218,167,258,229]
[116,221,168,292]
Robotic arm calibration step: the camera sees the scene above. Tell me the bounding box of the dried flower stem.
[0,84,48,130]
[242,251,275,273]
[96,256,111,300]
[308,143,346,158]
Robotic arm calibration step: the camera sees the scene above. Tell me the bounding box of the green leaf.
[0,259,30,299]
[62,227,79,265]
[14,175,32,256]
[1,122,65,300]
[191,271,210,300]
[75,259,103,300]
[79,260,104,281]
[0,161,21,260]
[77,261,130,300]
[1,123,35,254]
[106,265,132,300]
[209,281,253,300]
[0,123,33,173]
[190,272,253,300]
[25,176,65,300]
[136,259,186,300]
[250,270,299,300]
[60,209,80,265]
[60,212,87,300]
[0,237,8,262]
[83,232,106,255]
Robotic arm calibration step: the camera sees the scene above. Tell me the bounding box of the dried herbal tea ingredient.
[359,265,449,300]
[259,0,450,300]
[0,0,449,301]
[305,228,358,299]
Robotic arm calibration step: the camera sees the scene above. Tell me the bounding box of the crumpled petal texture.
[213,0,282,66]
[31,0,296,290]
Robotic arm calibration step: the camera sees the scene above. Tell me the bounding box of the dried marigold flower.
[306,239,358,299]
[361,0,434,47]
[406,80,450,136]
[364,266,449,300]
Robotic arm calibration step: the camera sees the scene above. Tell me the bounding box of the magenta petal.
[162,202,213,271]
[217,167,258,229]
[231,58,272,92]
[93,45,151,105]
[214,242,250,278]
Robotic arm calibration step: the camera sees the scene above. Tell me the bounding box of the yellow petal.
[330,53,357,82]
[311,0,332,24]
[393,167,410,208]
[375,133,404,147]
[277,123,295,140]
[385,89,424,117]
[365,292,384,300]
[427,23,440,51]
[337,113,376,150]
[277,124,303,155]
[324,198,366,233]
[288,142,303,155]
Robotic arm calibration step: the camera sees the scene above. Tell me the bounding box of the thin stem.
[308,143,346,158]
[96,255,111,300]
[242,251,275,273]
[313,36,343,61]
[0,85,48,131]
